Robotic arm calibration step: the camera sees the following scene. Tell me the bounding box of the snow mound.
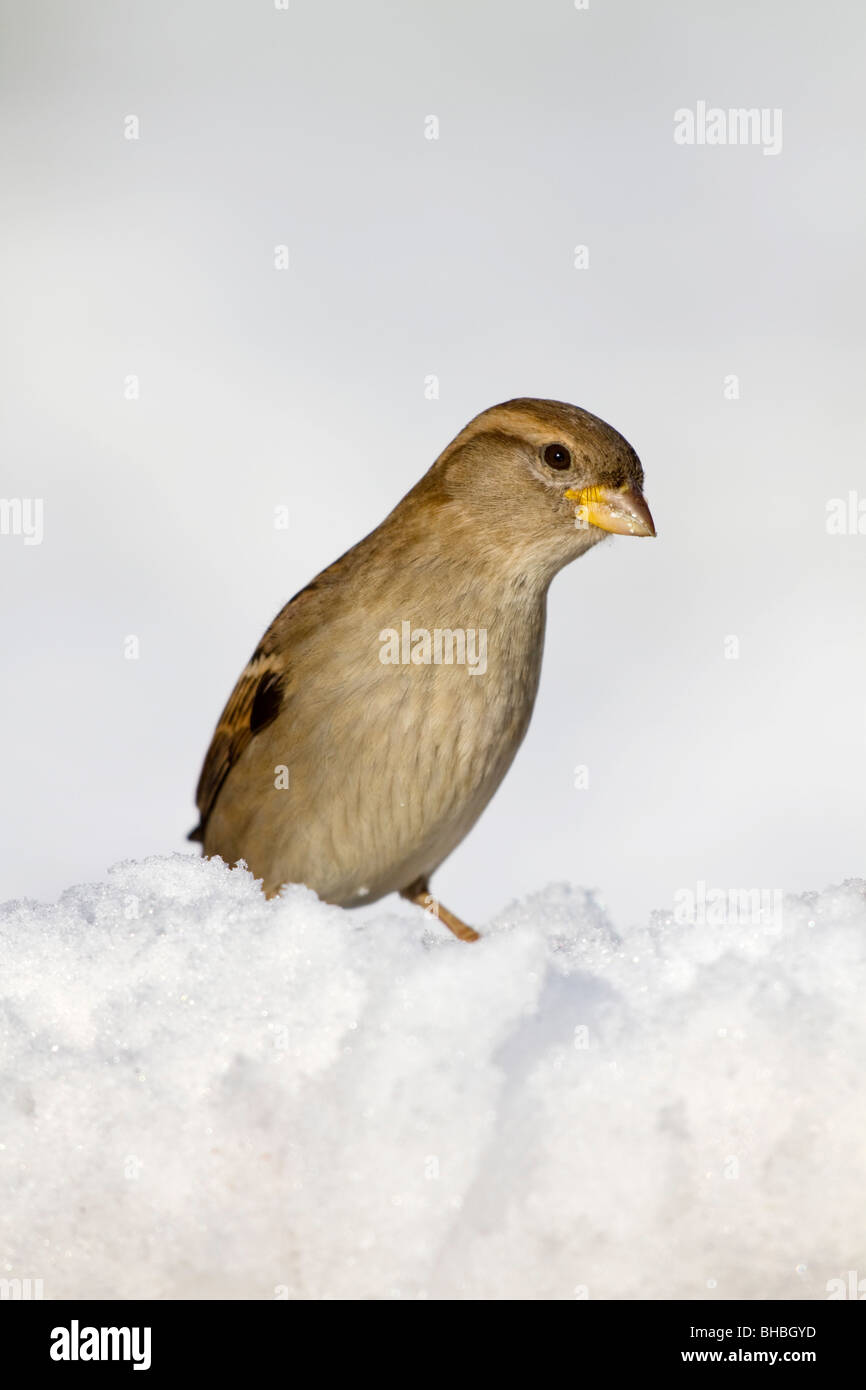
[1,855,864,1300]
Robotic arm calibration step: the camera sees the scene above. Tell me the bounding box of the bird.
[189,397,655,942]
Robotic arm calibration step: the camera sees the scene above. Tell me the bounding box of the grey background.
[2,0,864,923]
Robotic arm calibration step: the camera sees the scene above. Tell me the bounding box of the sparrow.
[189,398,655,941]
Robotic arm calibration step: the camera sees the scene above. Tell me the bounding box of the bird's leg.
[400,878,480,943]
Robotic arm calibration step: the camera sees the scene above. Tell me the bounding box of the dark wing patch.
[188,651,287,844]
[250,670,286,734]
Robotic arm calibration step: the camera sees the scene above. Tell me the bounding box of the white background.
[2,0,864,923]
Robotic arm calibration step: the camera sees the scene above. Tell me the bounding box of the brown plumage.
[189,398,655,940]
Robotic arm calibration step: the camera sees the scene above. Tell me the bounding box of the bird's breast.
[321,599,547,899]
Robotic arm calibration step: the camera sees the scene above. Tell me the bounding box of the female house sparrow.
[189,398,655,941]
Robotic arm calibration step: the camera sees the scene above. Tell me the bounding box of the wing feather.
[188,548,361,844]
[188,645,286,842]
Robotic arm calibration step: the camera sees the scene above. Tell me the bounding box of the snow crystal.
[1,855,863,1300]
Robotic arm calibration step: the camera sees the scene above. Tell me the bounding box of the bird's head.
[418,397,655,583]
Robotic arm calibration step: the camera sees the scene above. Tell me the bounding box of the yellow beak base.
[564,484,656,537]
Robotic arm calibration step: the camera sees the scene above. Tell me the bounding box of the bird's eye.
[543,443,571,470]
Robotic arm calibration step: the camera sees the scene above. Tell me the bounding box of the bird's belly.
[341,673,530,903]
[220,638,542,904]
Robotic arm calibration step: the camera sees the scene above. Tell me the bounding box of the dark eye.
[543,443,571,470]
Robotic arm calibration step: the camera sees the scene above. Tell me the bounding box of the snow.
[1,854,864,1301]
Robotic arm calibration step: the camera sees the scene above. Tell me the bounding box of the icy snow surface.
[1,854,864,1300]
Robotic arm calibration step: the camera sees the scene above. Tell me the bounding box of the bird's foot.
[400,878,480,943]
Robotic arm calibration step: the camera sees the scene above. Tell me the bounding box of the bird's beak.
[564,483,656,537]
